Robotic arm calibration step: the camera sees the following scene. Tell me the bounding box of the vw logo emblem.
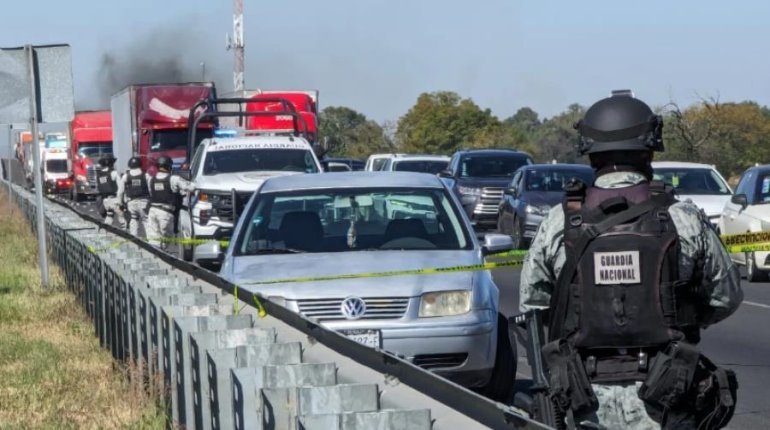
[340,297,367,320]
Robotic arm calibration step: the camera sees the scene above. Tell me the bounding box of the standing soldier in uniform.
[520,91,742,429]
[96,155,126,229]
[147,156,193,249]
[119,156,151,238]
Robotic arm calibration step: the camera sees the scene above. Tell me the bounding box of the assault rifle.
[511,310,565,429]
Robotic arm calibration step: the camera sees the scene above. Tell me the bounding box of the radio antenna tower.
[227,0,245,94]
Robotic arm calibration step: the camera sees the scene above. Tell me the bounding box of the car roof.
[392,155,450,162]
[457,149,530,156]
[203,135,313,151]
[651,161,716,169]
[260,171,445,193]
[521,163,592,171]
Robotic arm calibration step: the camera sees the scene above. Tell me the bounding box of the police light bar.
[213,128,239,138]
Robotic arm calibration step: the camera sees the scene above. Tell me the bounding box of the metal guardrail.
[2,179,552,430]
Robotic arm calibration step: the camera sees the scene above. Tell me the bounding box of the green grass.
[0,190,165,429]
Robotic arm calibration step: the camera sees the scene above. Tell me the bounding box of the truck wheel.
[479,314,517,402]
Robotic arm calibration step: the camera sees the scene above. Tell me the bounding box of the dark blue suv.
[442,149,534,229]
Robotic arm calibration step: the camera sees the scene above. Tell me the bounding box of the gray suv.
[442,149,534,229]
[220,172,517,399]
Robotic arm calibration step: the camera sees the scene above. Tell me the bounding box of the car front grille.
[86,165,97,187]
[413,353,468,369]
[297,297,409,322]
[212,191,252,222]
[474,187,504,215]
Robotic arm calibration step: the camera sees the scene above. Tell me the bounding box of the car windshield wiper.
[250,247,305,254]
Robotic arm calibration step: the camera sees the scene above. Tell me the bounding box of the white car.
[721,164,770,282]
[379,154,450,174]
[178,133,322,266]
[364,153,404,171]
[652,161,733,228]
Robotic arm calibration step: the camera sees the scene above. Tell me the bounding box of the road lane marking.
[744,300,770,309]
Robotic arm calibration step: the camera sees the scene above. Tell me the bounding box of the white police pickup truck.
[177,132,322,267]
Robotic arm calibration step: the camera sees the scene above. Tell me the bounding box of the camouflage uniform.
[147,171,193,249]
[520,171,743,430]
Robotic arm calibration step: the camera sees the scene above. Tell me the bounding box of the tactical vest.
[149,175,175,205]
[124,171,149,199]
[96,169,118,196]
[550,180,702,381]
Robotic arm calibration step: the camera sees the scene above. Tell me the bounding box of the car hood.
[195,171,303,192]
[455,177,513,189]
[521,191,563,208]
[677,194,731,217]
[229,250,479,299]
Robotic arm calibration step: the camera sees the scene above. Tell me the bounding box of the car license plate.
[340,329,381,349]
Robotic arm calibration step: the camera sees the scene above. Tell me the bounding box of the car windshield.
[460,155,531,178]
[393,160,449,174]
[371,158,389,171]
[45,159,68,173]
[653,168,731,195]
[150,128,213,153]
[236,188,471,254]
[203,148,319,175]
[525,168,594,192]
[45,136,67,149]
[77,143,113,158]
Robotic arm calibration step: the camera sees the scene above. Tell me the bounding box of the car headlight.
[457,186,481,196]
[419,290,471,317]
[525,204,550,216]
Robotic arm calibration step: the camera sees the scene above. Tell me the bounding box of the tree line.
[319,91,770,180]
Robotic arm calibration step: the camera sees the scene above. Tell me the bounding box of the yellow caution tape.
[725,242,770,254]
[233,285,240,315]
[241,259,525,286]
[252,293,267,318]
[720,230,770,247]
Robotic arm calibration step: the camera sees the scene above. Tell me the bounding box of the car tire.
[746,252,768,283]
[512,217,529,250]
[479,314,517,402]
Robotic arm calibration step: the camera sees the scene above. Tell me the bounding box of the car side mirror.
[178,169,191,181]
[481,233,514,256]
[505,186,517,196]
[731,193,748,209]
[438,169,454,178]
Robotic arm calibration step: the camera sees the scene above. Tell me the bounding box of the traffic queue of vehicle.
[54,85,752,428]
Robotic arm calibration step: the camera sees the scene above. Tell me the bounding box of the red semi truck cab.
[69,111,113,201]
[111,83,217,174]
[244,91,319,146]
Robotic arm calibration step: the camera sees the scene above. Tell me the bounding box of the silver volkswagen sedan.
[220,172,516,399]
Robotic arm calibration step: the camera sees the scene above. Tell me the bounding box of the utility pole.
[229,0,245,94]
[26,45,49,287]
[7,124,13,210]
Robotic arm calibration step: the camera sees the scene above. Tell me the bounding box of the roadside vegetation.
[0,189,164,429]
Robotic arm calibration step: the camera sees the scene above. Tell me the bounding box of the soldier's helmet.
[98,156,116,168]
[575,90,664,155]
[156,156,173,171]
[128,156,142,169]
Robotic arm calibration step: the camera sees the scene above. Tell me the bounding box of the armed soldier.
[119,156,151,238]
[147,156,193,249]
[96,155,126,229]
[519,91,742,429]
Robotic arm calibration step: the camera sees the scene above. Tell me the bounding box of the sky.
[2,0,769,123]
